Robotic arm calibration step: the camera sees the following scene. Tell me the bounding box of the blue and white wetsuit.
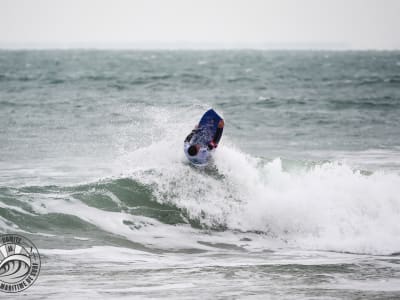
[183,109,224,166]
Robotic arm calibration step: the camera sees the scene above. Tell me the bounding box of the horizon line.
[1,42,399,51]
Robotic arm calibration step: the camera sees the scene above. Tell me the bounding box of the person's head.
[188,144,200,156]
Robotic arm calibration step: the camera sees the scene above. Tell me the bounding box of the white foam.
[228,157,400,254]
[215,146,400,254]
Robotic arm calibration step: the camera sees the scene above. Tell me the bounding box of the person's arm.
[184,125,199,143]
[208,119,224,149]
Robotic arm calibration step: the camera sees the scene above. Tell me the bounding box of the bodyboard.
[191,109,223,147]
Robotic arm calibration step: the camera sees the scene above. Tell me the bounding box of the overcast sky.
[0,0,399,49]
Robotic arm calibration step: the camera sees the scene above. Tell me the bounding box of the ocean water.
[1,50,400,299]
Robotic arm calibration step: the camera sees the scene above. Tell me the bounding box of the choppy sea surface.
[1,50,400,299]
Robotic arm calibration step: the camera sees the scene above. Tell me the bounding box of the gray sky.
[1,0,399,49]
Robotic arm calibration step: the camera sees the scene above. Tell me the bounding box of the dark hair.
[188,145,198,156]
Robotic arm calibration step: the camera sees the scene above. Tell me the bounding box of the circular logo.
[0,234,41,293]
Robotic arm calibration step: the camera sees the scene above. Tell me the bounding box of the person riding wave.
[184,118,224,159]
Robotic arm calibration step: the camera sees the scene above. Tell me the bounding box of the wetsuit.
[184,117,224,166]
